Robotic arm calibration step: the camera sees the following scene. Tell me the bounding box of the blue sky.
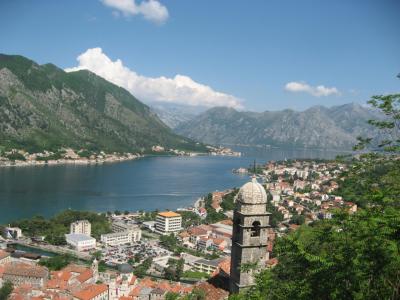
[0,0,399,111]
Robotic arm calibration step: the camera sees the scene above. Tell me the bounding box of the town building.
[73,283,109,300]
[70,220,92,236]
[3,226,22,239]
[155,211,182,235]
[100,228,141,246]
[193,258,227,275]
[229,176,270,294]
[65,233,96,251]
[111,221,137,232]
[0,249,11,264]
[2,262,48,287]
[142,221,156,232]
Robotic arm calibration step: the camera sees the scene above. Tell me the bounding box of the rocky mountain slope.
[151,103,201,129]
[0,54,205,153]
[175,104,382,149]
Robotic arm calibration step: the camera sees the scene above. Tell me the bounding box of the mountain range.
[174,104,382,150]
[0,54,205,153]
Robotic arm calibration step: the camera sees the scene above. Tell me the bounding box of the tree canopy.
[230,90,400,299]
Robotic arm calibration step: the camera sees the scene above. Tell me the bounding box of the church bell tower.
[229,176,270,294]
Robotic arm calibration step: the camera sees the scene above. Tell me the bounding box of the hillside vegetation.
[231,92,400,300]
[0,54,206,153]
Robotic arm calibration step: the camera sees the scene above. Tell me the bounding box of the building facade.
[70,220,92,236]
[155,212,182,235]
[65,233,96,251]
[3,226,22,239]
[229,177,270,294]
[2,262,48,287]
[100,228,141,246]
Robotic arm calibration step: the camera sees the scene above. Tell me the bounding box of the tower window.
[251,221,261,237]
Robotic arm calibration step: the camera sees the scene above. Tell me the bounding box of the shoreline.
[0,150,242,168]
[0,154,141,168]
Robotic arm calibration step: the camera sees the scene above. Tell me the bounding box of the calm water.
[0,147,346,223]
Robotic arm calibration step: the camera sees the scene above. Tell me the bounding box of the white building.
[155,211,182,235]
[65,233,96,251]
[100,228,141,246]
[142,221,156,232]
[4,226,22,239]
[70,220,91,236]
[111,221,138,232]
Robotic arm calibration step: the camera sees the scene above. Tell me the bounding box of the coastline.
[0,146,241,168]
[0,153,141,168]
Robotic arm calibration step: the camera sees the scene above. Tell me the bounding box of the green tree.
[38,254,74,271]
[230,90,400,299]
[165,292,180,300]
[134,257,153,278]
[164,258,184,281]
[0,281,13,300]
[355,93,400,152]
[180,211,201,228]
[92,250,102,261]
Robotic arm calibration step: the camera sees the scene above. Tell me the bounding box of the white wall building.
[70,220,91,236]
[155,211,182,235]
[142,221,156,232]
[100,228,141,246]
[65,233,96,251]
[4,227,22,239]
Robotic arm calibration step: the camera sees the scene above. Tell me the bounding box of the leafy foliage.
[0,281,13,300]
[10,210,111,244]
[39,254,74,271]
[180,211,202,228]
[234,205,400,300]
[164,258,185,281]
[231,91,400,299]
[133,257,153,278]
[0,54,207,153]
[354,93,400,152]
[204,193,226,223]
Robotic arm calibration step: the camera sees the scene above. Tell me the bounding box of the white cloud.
[101,0,168,24]
[285,81,340,97]
[65,48,243,109]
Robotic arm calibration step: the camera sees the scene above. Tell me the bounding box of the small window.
[251,221,261,237]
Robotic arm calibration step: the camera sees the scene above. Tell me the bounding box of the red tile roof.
[73,284,108,300]
[195,282,229,300]
[76,269,93,283]
[0,250,10,260]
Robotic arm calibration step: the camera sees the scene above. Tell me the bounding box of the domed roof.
[237,176,267,204]
[118,263,133,274]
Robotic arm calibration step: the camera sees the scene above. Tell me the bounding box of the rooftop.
[65,233,95,242]
[0,249,10,260]
[3,262,48,278]
[73,284,108,300]
[158,211,181,218]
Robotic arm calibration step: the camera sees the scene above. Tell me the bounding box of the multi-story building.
[65,233,96,251]
[155,212,182,235]
[70,220,92,236]
[100,228,141,246]
[2,262,48,287]
[192,258,226,275]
